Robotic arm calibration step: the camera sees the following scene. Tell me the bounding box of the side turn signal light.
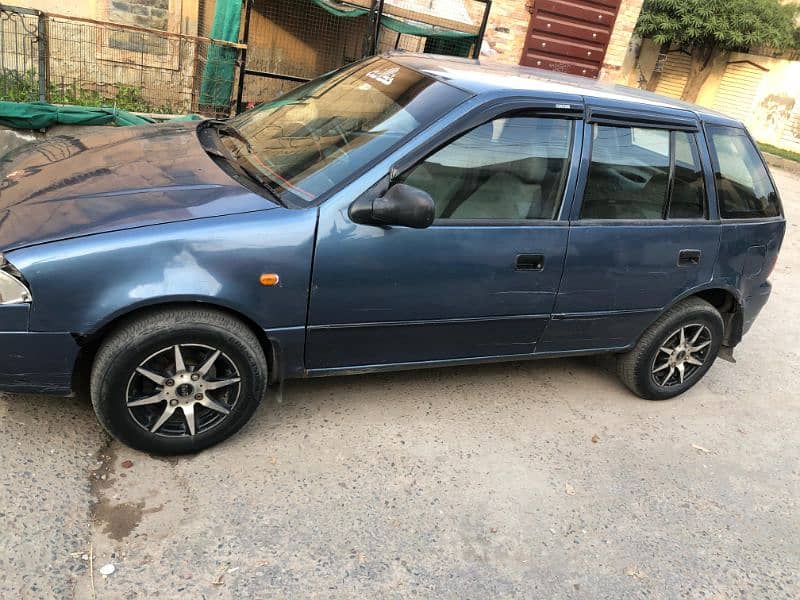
[259,273,280,286]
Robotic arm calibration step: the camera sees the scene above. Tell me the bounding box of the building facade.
[480,0,643,83]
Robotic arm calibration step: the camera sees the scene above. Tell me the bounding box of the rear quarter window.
[707,126,781,219]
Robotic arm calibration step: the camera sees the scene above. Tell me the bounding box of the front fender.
[6,209,317,336]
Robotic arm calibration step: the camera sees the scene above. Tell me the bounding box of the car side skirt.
[303,344,630,378]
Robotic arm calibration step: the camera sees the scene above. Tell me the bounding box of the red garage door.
[520,0,621,78]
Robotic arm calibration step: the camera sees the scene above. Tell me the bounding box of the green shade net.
[380,15,477,58]
[311,0,368,17]
[0,101,201,130]
[379,15,476,39]
[199,0,243,108]
[305,2,475,57]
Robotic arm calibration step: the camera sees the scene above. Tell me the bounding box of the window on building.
[107,0,177,56]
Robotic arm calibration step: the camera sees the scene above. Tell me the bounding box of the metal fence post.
[363,0,379,58]
[36,9,48,102]
[235,0,254,115]
[473,0,491,59]
[370,0,385,57]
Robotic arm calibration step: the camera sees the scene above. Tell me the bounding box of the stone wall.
[110,0,170,30]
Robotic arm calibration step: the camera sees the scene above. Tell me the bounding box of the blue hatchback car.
[0,55,785,453]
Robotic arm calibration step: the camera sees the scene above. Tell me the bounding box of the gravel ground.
[1,169,798,600]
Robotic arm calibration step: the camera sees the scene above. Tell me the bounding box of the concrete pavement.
[1,170,798,599]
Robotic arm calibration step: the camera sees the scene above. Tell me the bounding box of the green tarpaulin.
[0,101,201,130]
[199,0,243,108]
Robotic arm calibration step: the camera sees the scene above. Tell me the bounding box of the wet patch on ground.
[88,439,162,542]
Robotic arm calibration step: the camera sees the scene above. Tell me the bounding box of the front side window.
[707,127,780,219]
[400,115,574,220]
[222,58,470,203]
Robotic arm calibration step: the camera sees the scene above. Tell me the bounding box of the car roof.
[389,53,741,127]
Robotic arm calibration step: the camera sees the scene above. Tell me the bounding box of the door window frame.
[570,107,720,224]
[387,97,585,227]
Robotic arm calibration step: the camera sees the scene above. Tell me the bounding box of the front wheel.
[90,308,268,454]
[617,298,724,400]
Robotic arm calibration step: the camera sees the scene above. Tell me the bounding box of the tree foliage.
[636,0,800,53]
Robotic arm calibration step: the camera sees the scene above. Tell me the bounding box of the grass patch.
[0,69,179,114]
[758,142,800,163]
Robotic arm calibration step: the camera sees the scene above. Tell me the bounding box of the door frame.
[389,95,587,225]
[568,102,720,222]
[536,101,723,354]
[304,94,589,374]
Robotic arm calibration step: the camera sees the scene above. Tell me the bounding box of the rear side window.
[670,131,706,219]
[581,125,670,219]
[580,125,708,220]
[707,127,780,219]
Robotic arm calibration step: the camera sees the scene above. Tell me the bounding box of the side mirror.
[349,183,435,229]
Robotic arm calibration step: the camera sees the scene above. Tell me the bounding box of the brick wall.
[598,0,643,82]
[480,0,530,65]
[481,0,643,84]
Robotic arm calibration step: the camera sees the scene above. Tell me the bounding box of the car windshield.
[223,58,471,203]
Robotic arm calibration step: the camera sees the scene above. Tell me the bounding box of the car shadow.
[260,353,625,424]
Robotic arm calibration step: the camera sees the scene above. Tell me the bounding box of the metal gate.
[519,0,620,78]
[236,0,491,110]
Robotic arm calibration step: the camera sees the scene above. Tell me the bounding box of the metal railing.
[0,1,492,118]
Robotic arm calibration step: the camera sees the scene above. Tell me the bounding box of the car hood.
[0,121,277,251]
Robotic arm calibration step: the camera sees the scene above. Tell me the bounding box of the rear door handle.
[678,249,701,266]
[516,254,544,271]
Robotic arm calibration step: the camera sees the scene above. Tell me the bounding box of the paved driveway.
[1,170,798,599]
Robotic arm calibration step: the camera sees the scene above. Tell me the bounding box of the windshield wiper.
[200,120,283,205]
[231,154,284,202]
[207,119,253,153]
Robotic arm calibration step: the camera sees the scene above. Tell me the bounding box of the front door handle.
[516,254,544,271]
[678,249,702,266]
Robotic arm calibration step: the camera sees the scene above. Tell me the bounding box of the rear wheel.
[617,298,723,400]
[91,308,267,454]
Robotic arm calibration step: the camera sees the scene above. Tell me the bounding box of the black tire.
[616,297,723,400]
[90,307,268,454]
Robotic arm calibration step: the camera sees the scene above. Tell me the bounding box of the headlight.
[0,254,32,304]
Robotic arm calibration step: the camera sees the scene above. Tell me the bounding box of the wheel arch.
[71,300,281,394]
[669,285,743,347]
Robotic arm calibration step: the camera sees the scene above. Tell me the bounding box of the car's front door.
[538,108,721,353]
[306,110,581,370]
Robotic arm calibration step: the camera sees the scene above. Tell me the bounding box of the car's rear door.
[705,124,785,334]
[539,105,721,353]
[306,101,583,371]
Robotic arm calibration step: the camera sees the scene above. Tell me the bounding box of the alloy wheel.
[125,344,241,437]
[650,324,713,388]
